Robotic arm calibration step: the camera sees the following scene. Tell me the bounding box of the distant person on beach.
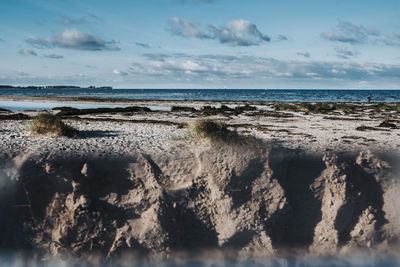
[368,94,371,103]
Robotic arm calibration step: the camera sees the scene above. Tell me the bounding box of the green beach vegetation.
[30,113,77,137]
[274,102,356,113]
[274,102,400,113]
[188,119,260,147]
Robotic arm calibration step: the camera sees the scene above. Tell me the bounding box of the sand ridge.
[0,144,399,263]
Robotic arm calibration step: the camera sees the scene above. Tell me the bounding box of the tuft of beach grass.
[188,119,261,147]
[30,113,77,137]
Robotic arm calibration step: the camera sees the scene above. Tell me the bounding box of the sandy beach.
[0,95,399,157]
[0,96,399,264]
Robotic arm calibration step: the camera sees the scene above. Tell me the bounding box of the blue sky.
[0,0,400,89]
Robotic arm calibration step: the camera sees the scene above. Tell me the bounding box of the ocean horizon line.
[2,86,400,91]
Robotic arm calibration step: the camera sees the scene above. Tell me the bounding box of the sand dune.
[0,143,399,263]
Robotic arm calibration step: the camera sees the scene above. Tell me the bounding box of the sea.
[1,88,400,110]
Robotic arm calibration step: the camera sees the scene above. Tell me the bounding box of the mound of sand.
[0,143,399,263]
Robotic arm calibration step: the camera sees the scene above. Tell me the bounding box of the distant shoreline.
[0,85,112,90]
[2,86,400,90]
[1,94,400,105]
[1,89,400,103]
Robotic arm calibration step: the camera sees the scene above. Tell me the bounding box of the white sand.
[0,120,188,159]
[0,112,400,160]
[1,100,399,159]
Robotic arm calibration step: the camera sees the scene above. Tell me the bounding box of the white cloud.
[27,29,120,51]
[18,49,37,56]
[334,46,359,59]
[113,69,128,76]
[210,19,270,46]
[167,18,270,46]
[135,42,150,48]
[43,54,64,59]
[167,17,211,39]
[378,31,400,46]
[276,35,288,41]
[322,21,380,45]
[297,52,311,58]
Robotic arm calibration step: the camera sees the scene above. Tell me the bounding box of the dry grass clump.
[201,104,257,116]
[171,106,196,112]
[234,103,257,113]
[373,103,400,112]
[275,102,400,113]
[373,103,391,112]
[189,119,260,146]
[274,103,299,112]
[31,113,77,137]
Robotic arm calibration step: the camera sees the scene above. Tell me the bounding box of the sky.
[0,0,400,89]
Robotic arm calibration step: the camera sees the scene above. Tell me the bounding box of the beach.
[0,96,400,264]
[0,96,399,157]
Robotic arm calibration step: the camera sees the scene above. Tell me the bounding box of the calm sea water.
[1,88,400,102]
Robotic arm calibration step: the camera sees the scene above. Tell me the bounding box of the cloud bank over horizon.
[129,53,400,84]
[4,52,400,88]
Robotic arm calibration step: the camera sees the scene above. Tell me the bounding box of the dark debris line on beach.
[378,120,398,129]
[171,104,257,116]
[71,117,184,127]
[274,102,400,114]
[53,106,152,117]
[0,113,30,120]
[355,119,398,131]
